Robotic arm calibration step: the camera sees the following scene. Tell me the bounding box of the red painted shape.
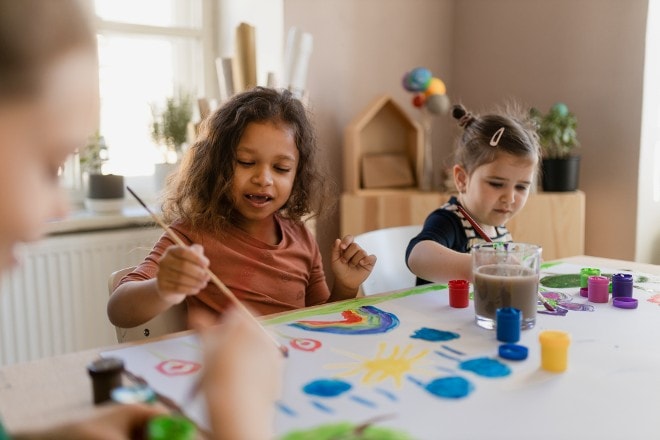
[155,359,202,376]
[290,338,322,352]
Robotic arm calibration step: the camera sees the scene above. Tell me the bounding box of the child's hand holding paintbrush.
[195,306,283,440]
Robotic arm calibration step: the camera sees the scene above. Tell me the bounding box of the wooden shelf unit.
[341,190,585,261]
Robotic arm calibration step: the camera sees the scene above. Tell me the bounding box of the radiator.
[0,226,162,366]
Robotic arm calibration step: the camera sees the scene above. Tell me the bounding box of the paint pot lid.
[448,279,469,288]
[111,384,156,404]
[148,415,196,440]
[87,357,124,377]
[612,273,633,282]
[613,297,638,309]
[588,275,609,285]
[498,343,528,361]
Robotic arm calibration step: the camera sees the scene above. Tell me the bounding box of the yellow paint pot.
[539,330,570,373]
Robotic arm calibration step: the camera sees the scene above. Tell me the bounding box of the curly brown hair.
[452,103,541,175]
[161,87,330,233]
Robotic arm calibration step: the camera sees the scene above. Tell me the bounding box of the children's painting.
[101,263,660,440]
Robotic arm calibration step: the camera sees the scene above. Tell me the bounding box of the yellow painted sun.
[325,343,433,388]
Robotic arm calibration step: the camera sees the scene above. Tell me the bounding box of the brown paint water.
[473,264,538,330]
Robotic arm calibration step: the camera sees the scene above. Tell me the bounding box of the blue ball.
[406,67,432,92]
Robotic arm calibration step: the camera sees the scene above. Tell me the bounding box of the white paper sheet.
[102,263,660,439]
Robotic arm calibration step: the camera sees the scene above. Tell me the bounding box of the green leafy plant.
[79,131,109,175]
[150,90,194,163]
[530,102,579,159]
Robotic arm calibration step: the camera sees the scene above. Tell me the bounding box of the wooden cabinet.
[341,190,585,261]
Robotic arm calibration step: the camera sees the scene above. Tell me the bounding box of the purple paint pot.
[588,276,609,303]
[611,273,633,298]
[579,287,589,298]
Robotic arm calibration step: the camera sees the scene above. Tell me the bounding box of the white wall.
[636,0,660,264]
[284,0,456,281]
[447,0,649,261]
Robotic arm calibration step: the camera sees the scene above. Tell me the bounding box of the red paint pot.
[448,279,470,308]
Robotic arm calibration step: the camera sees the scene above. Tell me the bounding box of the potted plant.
[79,131,125,213]
[530,102,580,192]
[150,90,193,190]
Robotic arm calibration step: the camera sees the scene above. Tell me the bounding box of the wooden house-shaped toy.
[344,95,423,192]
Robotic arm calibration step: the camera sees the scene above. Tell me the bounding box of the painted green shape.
[539,272,649,289]
[264,285,447,326]
[279,422,413,440]
[539,274,581,288]
[540,261,564,270]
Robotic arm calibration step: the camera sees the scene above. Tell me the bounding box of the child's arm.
[12,403,164,439]
[200,307,283,440]
[329,235,377,301]
[107,244,210,328]
[407,240,472,284]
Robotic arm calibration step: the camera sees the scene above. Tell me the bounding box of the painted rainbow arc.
[288,305,399,335]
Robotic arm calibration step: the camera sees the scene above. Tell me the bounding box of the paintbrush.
[456,203,556,312]
[126,186,289,357]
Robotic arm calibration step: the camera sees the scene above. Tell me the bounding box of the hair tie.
[489,127,505,147]
[458,112,475,128]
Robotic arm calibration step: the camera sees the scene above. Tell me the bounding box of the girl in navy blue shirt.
[406,104,541,284]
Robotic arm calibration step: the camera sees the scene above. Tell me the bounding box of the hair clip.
[490,127,505,147]
[458,113,475,128]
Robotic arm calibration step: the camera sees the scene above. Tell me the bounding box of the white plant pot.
[154,162,179,193]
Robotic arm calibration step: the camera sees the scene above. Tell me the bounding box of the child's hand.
[15,403,165,439]
[199,307,283,440]
[331,235,377,292]
[156,243,211,305]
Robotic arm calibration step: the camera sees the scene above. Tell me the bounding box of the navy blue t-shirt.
[406,196,512,285]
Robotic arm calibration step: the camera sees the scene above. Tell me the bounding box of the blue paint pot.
[496,307,521,343]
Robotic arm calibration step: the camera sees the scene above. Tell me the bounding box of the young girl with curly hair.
[108,87,376,328]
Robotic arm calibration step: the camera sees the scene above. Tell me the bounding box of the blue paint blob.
[302,378,352,397]
[411,327,460,342]
[424,376,474,399]
[349,395,377,408]
[310,400,334,413]
[441,344,465,355]
[459,357,511,378]
[275,401,297,417]
[434,350,461,362]
[374,387,398,402]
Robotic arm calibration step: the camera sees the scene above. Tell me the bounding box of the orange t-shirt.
[119,215,330,322]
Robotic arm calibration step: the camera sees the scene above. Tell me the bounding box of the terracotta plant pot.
[541,156,580,192]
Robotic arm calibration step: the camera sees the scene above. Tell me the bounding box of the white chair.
[354,225,422,295]
[108,266,187,343]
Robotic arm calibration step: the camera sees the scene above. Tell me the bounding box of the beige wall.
[285,0,650,264]
[284,0,455,280]
[452,0,648,261]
